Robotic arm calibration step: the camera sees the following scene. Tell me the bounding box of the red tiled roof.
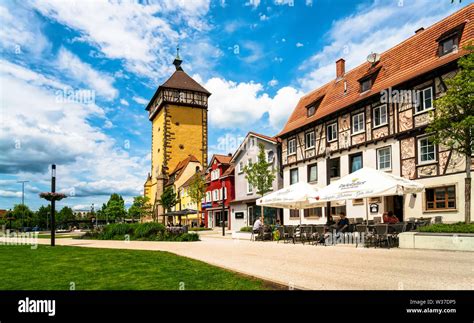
[168,155,200,184]
[221,164,235,177]
[212,154,232,165]
[161,69,211,95]
[248,131,278,143]
[278,4,473,137]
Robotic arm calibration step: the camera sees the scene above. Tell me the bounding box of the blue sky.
[0,0,470,211]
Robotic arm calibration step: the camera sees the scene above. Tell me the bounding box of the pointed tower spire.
[173,44,183,71]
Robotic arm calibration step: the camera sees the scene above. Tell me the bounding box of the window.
[307,164,317,183]
[373,104,387,127]
[304,207,322,218]
[426,186,456,210]
[267,151,274,163]
[288,138,296,155]
[377,147,391,170]
[360,78,372,92]
[290,168,299,185]
[327,123,337,142]
[349,153,363,173]
[211,169,220,181]
[352,112,365,134]
[418,137,436,164]
[235,212,244,219]
[246,181,253,194]
[238,161,244,174]
[289,209,300,218]
[305,131,315,149]
[220,187,227,200]
[307,105,316,117]
[212,189,219,201]
[415,87,433,113]
[329,158,340,178]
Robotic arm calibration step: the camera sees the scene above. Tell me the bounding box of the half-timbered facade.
[278,5,473,224]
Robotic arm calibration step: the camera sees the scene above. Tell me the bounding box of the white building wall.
[230,203,248,231]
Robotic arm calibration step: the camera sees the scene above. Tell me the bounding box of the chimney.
[415,27,424,34]
[336,58,345,79]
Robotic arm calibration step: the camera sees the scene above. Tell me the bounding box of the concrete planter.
[399,232,474,252]
[232,231,252,240]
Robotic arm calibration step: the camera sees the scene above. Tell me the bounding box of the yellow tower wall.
[167,104,206,170]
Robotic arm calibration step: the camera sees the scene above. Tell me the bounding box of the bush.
[239,226,252,232]
[83,223,198,241]
[133,222,165,238]
[418,222,474,234]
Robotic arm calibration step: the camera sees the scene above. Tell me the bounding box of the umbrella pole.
[365,197,369,232]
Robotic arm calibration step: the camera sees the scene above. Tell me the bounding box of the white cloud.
[120,99,129,106]
[29,0,212,80]
[132,96,149,105]
[57,48,118,100]
[259,13,269,21]
[0,190,22,198]
[203,77,303,131]
[296,42,304,48]
[245,0,261,8]
[297,0,461,91]
[0,60,146,202]
[268,78,279,87]
[0,2,50,56]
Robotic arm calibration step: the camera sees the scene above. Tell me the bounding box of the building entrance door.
[215,210,228,227]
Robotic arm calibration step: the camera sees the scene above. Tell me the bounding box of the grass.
[37,234,79,239]
[0,245,270,290]
[418,222,474,233]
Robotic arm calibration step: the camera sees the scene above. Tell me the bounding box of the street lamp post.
[51,165,56,247]
[17,180,29,229]
[325,148,331,223]
[221,180,226,237]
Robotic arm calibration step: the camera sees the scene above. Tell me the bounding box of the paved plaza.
[28,234,474,290]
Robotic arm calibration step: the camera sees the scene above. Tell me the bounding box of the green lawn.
[0,245,270,290]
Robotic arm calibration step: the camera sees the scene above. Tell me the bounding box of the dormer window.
[360,77,372,92]
[306,97,323,118]
[437,23,464,57]
[307,105,316,117]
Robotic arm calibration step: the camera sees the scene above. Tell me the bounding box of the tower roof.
[161,69,211,95]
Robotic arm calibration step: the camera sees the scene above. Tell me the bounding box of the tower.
[144,50,211,220]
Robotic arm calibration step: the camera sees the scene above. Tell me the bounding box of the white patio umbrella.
[257,182,323,225]
[313,167,424,225]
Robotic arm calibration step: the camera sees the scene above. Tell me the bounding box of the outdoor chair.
[355,224,375,248]
[374,224,392,248]
[283,226,295,244]
[373,216,382,224]
[404,222,414,232]
[355,218,364,224]
[388,223,405,247]
[300,226,313,245]
[313,226,326,246]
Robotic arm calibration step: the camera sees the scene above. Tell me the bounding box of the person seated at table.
[335,212,349,233]
[388,211,399,224]
[326,215,336,226]
[199,221,205,228]
[252,216,263,233]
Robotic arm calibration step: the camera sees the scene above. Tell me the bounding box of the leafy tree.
[428,44,473,224]
[128,196,152,222]
[96,203,107,221]
[11,204,34,227]
[104,193,126,222]
[244,143,276,223]
[158,187,177,214]
[187,173,206,224]
[57,206,75,227]
[36,205,51,229]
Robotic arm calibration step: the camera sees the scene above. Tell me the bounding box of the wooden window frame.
[425,185,456,211]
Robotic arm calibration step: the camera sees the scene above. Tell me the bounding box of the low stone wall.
[399,232,474,252]
[232,231,252,240]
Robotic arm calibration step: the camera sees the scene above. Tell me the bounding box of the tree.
[187,173,207,224]
[244,143,276,223]
[427,44,473,224]
[158,187,177,215]
[57,206,75,228]
[128,196,152,222]
[104,193,126,222]
[36,205,51,229]
[11,204,34,228]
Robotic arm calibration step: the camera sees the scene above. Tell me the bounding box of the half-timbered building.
[278,5,473,224]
